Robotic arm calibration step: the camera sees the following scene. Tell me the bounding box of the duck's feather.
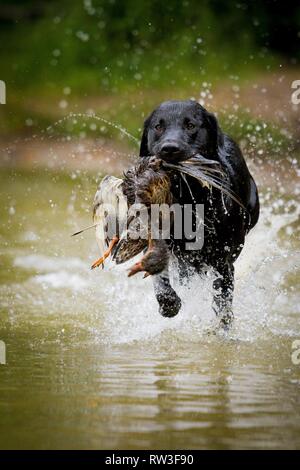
[92,175,128,259]
[162,155,247,211]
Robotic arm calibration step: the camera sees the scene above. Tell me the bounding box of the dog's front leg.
[152,269,182,318]
[212,263,234,327]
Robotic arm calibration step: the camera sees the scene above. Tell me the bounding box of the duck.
[91,156,172,277]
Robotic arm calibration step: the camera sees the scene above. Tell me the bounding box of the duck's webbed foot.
[91,236,119,270]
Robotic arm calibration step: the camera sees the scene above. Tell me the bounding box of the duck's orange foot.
[91,256,106,270]
[91,236,119,270]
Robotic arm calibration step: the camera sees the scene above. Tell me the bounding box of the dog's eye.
[186,122,196,130]
[155,124,164,133]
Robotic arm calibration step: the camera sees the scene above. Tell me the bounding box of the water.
[0,162,299,450]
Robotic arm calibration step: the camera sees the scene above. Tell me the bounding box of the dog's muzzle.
[157,141,188,162]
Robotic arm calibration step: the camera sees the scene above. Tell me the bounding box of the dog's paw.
[157,291,182,318]
[218,308,234,330]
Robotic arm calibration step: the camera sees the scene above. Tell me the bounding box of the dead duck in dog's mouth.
[73,154,246,279]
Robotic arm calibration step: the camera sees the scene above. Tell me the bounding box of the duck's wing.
[93,175,128,259]
[92,175,148,268]
[112,216,148,265]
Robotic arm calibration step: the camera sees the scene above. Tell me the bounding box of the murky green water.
[0,165,300,449]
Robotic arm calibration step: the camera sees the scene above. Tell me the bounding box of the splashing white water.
[9,201,299,346]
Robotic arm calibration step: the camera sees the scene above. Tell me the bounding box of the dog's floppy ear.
[139,114,152,157]
[206,111,224,151]
[139,128,150,157]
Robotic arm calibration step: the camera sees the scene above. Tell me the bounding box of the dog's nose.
[160,143,180,155]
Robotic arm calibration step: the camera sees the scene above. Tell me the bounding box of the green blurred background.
[0,0,299,159]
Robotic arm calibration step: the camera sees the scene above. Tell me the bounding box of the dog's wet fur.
[139,100,259,326]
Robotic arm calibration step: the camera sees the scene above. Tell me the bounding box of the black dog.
[139,100,259,325]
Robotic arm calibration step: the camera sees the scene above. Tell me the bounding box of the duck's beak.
[127,261,144,277]
[128,237,153,278]
[128,261,150,278]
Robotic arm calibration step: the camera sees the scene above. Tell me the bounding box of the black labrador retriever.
[139,100,259,325]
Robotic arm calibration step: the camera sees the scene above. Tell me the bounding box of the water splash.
[6,201,299,346]
[45,112,140,146]
[0,112,140,161]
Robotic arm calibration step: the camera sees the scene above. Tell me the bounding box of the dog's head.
[139,100,224,162]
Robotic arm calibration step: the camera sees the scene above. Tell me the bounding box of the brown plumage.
[122,156,172,207]
[90,156,172,277]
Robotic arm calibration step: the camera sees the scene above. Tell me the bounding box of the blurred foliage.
[0,0,299,153]
[1,0,299,94]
